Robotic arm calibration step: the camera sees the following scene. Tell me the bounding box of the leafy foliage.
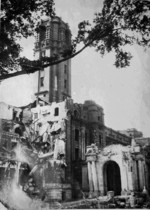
[0,0,55,78]
[75,0,150,67]
[0,0,150,80]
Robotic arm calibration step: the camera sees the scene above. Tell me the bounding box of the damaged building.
[0,16,150,207]
[0,99,150,203]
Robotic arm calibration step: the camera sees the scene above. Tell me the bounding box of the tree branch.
[0,27,124,81]
[0,41,90,81]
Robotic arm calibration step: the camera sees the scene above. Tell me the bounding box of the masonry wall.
[34,16,72,103]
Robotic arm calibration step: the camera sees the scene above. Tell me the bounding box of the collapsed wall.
[0,100,149,203]
[0,100,72,202]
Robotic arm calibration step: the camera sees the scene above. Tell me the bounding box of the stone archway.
[103,160,121,195]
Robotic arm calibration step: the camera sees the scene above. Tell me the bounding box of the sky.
[0,0,150,137]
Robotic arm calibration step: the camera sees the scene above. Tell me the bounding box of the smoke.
[14,143,30,165]
[0,202,7,210]
[0,169,46,210]
[0,143,49,210]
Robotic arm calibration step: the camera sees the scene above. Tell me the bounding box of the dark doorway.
[104,160,121,195]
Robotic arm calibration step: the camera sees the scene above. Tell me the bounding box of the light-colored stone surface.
[86,143,147,196]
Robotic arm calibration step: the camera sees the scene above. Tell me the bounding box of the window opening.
[54,107,59,116]
[64,79,67,89]
[46,27,50,39]
[75,129,79,142]
[40,77,44,87]
[99,135,102,146]
[54,75,58,90]
[75,148,79,160]
[60,30,65,41]
[64,65,67,74]
[53,24,58,40]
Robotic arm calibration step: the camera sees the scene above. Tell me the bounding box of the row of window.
[74,128,103,160]
[74,130,102,142]
[34,107,59,120]
[36,27,69,42]
[40,76,67,89]
[39,64,68,89]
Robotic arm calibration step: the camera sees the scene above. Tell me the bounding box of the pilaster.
[87,161,93,198]
[120,163,127,191]
[86,152,98,198]
[96,162,104,195]
[139,160,144,190]
[91,161,99,196]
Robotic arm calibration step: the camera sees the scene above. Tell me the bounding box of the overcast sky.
[0,0,150,137]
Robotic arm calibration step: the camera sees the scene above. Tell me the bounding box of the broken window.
[54,107,59,116]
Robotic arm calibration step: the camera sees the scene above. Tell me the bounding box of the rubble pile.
[0,100,68,206]
[0,100,150,209]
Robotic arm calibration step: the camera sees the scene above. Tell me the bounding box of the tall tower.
[34,16,71,103]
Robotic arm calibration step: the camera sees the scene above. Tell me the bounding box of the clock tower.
[34,16,71,103]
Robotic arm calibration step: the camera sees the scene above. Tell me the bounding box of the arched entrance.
[103,160,121,195]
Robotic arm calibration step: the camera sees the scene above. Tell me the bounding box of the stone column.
[136,160,140,191]
[128,170,133,191]
[127,157,134,191]
[65,114,72,183]
[139,160,144,190]
[42,164,46,188]
[144,162,148,190]
[143,162,146,188]
[96,162,104,195]
[120,163,127,191]
[132,160,138,191]
[81,127,85,160]
[91,161,98,197]
[86,146,98,198]
[87,161,93,198]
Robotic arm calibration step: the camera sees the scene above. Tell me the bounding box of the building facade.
[86,139,150,197]
[65,99,131,199]
[0,16,150,203]
[119,128,143,139]
[0,100,133,201]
